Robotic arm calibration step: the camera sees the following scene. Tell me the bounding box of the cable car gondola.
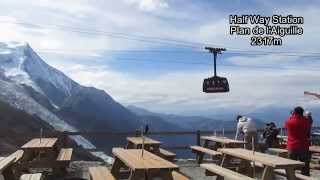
[203,76,229,93]
[203,47,230,93]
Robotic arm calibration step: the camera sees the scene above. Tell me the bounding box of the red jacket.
[285,113,311,151]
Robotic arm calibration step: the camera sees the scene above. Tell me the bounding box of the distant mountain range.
[127,105,266,131]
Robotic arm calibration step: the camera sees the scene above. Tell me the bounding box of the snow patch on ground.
[70,135,114,163]
[91,151,114,164]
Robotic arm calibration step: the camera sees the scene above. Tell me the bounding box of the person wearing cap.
[235,115,257,149]
[285,106,311,176]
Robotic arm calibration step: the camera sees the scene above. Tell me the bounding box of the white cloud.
[226,54,299,66]
[125,0,169,12]
[0,0,319,53]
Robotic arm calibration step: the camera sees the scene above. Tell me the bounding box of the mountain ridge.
[127,105,266,131]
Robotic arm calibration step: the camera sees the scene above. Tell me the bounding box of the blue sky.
[0,0,319,118]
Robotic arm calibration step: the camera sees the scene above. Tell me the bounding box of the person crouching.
[235,115,257,150]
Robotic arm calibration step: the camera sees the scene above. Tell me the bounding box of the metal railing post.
[196,130,201,146]
[61,131,68,148]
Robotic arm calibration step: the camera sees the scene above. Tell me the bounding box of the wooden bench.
[171,170,190,180]
[10,150,24,163]
[201,163,255,180]
[190,146,222,164]
[0,155,16,171]
[20,173,42,180]
[0,150,24,180]
[89,166,116,180]
[55,148,73,174]
[57,148,73,162]
[111,148,178,179]
[274,169,317,180]
[159,148,176,161]
[0,150,24,169]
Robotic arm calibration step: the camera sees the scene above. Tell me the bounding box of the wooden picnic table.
[111,148,178,180]
[22,138,58,150]
[126,136,161,153]
[218,148,304,180]
[201,136,246,149]
[20,138,59,169]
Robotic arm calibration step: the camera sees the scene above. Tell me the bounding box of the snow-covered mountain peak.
[0,42,36,76]
[0,42,41,92]
[0,41,77,102]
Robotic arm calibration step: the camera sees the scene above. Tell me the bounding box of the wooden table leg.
[153,145,160,154]
[19,149,35,173]
[213,142,222,151]
[238,159,253,177]
[129,170,146,180]
[144,144,151,151]
[285,167,296,180]
[261,166,274,180]
[197,152,204,164]
[2,166,16,180]
[202,140,209,148]
[216,176,224,180]
[136,144,142,149]
[126,142,134,149]
[197,140,209,163]
[111,157,125,178]
[21,149,35,162]
[220,154,230,167]
[161,170,174,180]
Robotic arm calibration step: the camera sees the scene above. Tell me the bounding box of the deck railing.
[1,127,320,158]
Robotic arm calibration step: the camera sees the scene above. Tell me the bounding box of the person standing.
[285,106,311,176]
[263,122,280,148]
[235,115,257,149]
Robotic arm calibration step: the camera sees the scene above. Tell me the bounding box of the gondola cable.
[3,20,320,56]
